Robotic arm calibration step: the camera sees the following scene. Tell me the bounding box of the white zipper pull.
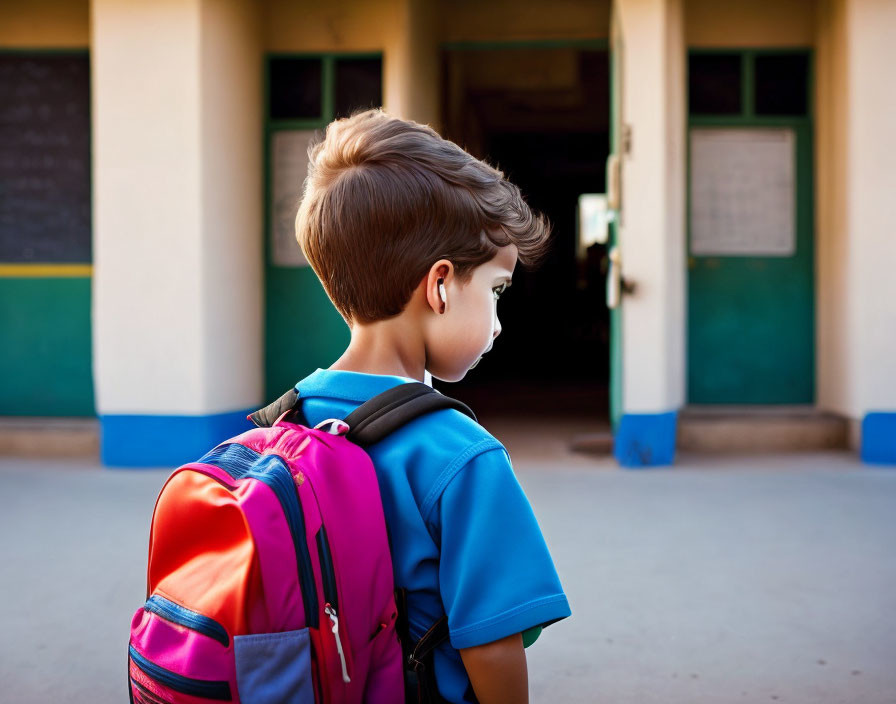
[324,604,351,683]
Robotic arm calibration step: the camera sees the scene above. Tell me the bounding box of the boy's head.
[295,109,550,328]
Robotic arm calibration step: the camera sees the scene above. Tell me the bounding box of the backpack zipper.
[129,645,232,700]
[324,604,351,683]
[317,527,351,683]
[143,595,229,647]
[130,677,171,704]
[316,527,338,612]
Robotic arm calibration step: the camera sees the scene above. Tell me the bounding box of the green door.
[263,54,382,401]
[687,50,814,405]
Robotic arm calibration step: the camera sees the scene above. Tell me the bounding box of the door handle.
[606,246,636,309]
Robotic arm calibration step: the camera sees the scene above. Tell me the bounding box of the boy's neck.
[328,315,426,382]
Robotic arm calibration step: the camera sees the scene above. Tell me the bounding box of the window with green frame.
[687,49,811,119]
[266,54,383,126]
[265,53,383,267]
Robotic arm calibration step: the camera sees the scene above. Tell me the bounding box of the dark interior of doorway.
[434,47,610,421]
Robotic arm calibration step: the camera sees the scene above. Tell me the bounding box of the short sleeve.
[436,447,571,650]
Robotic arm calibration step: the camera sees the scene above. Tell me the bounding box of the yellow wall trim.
[0,264,92,278]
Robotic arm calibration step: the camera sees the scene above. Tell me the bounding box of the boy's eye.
[493,283,507,300]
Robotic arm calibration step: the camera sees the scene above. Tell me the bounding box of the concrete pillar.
[612,0,686,467]
[383,0,440,128]
[816,0,896,464]
[91,0,263,466]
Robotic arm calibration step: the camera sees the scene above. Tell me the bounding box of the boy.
[294,109,570,703]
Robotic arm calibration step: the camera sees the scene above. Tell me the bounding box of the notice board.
[690,128,795,257]
[0,53,91,263]
[270,129,314,267]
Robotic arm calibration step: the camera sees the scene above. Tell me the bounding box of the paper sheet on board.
[271,130,315,267]
[690,128,795,257]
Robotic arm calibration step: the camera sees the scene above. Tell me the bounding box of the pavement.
[1,419,894,703]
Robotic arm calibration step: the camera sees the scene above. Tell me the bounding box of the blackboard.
[0,53,91,263]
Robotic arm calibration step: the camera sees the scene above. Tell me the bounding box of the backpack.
[128,382,476,704]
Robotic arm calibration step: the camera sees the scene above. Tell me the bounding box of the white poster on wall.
[690,128,796,257]
[271,130,316,267]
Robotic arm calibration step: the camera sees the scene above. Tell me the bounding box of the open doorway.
[435,45,610,423]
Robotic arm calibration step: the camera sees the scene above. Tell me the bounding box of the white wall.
[815,0,851,417]
[92,0,204,414]
[265,0,400,52]
[199,0,263,412]
[439,0,609,44]
[685,0,815,47]
[92,0,263,415]
[616,0,686,414]
[816,0,896,427]
[664,0,686,408]
[844,0,896,417]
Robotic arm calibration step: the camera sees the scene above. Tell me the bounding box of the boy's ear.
[423,259,453,314]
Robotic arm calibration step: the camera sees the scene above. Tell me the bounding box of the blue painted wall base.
[614,411,678,468]
[101,409,255,467]
[861,412,896,465]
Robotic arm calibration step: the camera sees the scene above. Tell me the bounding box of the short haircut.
[295,109,551,325]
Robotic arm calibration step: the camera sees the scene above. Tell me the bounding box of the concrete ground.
[1,422,894,703]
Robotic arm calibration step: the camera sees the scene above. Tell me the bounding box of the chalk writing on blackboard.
[0,53,91,263]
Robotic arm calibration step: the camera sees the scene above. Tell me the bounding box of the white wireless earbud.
[438,280,447,304]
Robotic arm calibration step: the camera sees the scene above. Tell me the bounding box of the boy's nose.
[493,318,501,339]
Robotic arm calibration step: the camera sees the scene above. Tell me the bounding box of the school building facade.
[1,0,894,467]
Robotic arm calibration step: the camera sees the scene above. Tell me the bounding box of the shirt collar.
[296,368,421,403]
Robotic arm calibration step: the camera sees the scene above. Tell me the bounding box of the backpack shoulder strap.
[343,383,476,447]
[247,387,307,428]
[249,382,476,446]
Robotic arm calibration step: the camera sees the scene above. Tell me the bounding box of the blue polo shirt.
[296,369,570,703]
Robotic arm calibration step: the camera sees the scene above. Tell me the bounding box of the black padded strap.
[397,587,453,704]
[406,616,453,704]
[344,383,477,447]
[346,383,433,431]
[250,382,476,446]
[248,388,302,428]
[408,616,450,667]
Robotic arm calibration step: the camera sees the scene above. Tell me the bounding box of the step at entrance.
[678,406,849,453]
[0,417,99,458]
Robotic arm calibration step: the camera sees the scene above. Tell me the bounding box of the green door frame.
[686,48,815,404]
[608,18,623,430]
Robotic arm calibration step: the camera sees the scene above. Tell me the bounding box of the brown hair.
[296,108,551,325]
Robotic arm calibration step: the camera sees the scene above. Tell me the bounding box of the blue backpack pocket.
[233,628,314,704]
